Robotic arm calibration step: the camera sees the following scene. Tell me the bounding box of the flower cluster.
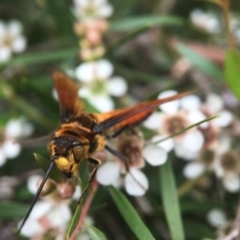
[73,0,113,60]
[75,58,127,112]
[71,0,127,112]
[19,174,88,239]
[0,118,33,167]
[190,9,240,46]
[94,89,239,196]
[142,90,240,193]
[0,20,26,62]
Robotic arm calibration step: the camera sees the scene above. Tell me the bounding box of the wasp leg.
[77,157,100,204]
[105,145,129,172]
[107,125,139,139]
[108,125,128,139]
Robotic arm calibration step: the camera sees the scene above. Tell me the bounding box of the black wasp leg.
[107,125,128,139]
[107,125,139,139]
[105,145,129,172]
[105,145,146,191]
[77,157,100,204]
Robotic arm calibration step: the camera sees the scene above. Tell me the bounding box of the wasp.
[18,72,190,234]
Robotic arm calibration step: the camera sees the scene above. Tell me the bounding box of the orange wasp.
[18,72,190,234]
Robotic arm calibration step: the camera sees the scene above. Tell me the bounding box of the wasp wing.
[94,91,192,133]
[52,72,83,123]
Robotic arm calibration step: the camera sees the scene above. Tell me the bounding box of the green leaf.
[224,49,240,100]
[0,202,29,219]
[87,225,107,240]
[34,153,63,183]
[109,186,155,240]
[0,48,77,66]
[160,160,185,240]
[67,202,82,238]
[110,15,185,32]
[175,43,223,79]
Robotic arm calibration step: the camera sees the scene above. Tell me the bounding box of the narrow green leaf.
[87,225,107,240]
[0,202,29,219]
[67,202,82,238]
[109,186,155,240]
[175,43,223,79]
[224,49,240,100]
[34,153,63,183]
[160,160,185,240]
[0,48,77,66]
[110,15,185,32]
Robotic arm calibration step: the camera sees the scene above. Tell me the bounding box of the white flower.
[190,9,220,33]
[0,20,26,62]
[19,175,81,238]
[97,161,148,196]
[144,90,205,161]
[183,162,205,179]
[73,0,113,21]
[76,59,113,82]
[203,93,233,130]
[207,209,227,228]
[4,118,34,139]
[76,59,127,112]
[0,118,34,166]
[2,139,21,159]
[96,129,149,196]
[212,140,240,193]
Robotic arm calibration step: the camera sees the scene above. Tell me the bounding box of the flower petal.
[0,148,6,167]
[18,217,43,237]
[158,90,180,114]
[2,140,21,159]
[183,162,205,179]
[96,59,113,79]
[27,175,42,194]
[96,161,121,186]
[187,109,208,128]
[213,110,233,127]
[223,175,240,193]
[124,168,148,196]
[174,142,199,161]
[107,76,127,97]
[151,135,174,152]
[8,20,23,36]
[206,93,223,114]
[0,46,11,62]
[12,36,26,53]
[142,112,162,130]
[75,61,96,82]
[143,144,167,166]
[98,4,113,18]
[207,208,226,227]
[180,95,201,111]
[72,185,82,200]
[181,130,204,152]
[47,204,71,227]
[89,95,114,112]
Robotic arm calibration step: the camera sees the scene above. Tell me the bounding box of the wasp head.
[49,136,86,178]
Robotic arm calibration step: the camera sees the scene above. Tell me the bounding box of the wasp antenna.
[17,158,55,236]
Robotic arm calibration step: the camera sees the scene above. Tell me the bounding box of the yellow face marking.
[55,157,71,172]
